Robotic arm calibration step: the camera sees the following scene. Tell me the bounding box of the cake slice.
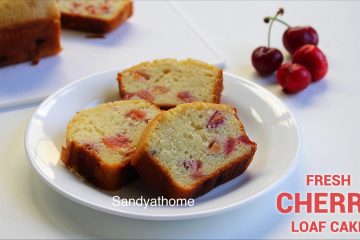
[0,0,61,67]
[132,102,257,199]
[61,100,161,190]
[58,0,133,33]
[117,59,223,109]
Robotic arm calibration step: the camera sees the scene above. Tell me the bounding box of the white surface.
[25,70,299,220]
[0,1,223,108]
[1,1,360,239]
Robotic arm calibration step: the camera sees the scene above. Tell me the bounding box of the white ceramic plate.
[25,70,300,220]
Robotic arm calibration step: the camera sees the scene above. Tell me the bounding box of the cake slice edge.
[60,0,133,33]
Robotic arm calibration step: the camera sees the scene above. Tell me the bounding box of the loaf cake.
[58,0,133,33]
[61,100,161,190]
[117,59,223,109]
[0,0,61,67]
[132,102,257,199]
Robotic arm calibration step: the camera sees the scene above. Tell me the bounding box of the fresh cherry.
[264,16,319,54]
[283,26,318,54]
[252,47,283,76]
[292,44,328,82]
[276,63,311,93]
[252,9,284,76]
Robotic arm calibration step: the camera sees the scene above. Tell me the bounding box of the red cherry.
[264,13,319,54]
[292,44,328,82]
[252,47,283,76]
[252,8,284,76]
[276,63,311,93]
[206,110,225,129]
[283,26,318,54]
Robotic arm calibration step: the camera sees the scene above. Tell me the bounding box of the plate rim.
[24,69,301,220]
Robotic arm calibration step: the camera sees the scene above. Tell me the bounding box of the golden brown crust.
[61,141,137,190]
[0,18,61,67]
[212,70,223,104]
[117,73,127,100]
[132,102,257,199]
[60,0,133,33]
[133,147,255,199]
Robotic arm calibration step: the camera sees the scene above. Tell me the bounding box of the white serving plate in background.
[0,1,223,108]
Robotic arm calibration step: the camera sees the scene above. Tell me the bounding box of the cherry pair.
[251,8,328,93]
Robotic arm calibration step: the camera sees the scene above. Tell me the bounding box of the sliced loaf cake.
[61,100,161,190]
[132,102,257,199]
[117,59,223,109]
[58,0,133,33]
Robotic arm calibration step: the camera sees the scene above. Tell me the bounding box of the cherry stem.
[266,8,285,47]
[264,17,291,28]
